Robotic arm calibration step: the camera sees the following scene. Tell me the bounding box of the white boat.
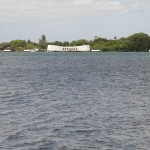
[24,49,39,52]
[31,49,38,52]
[91,49,101,52]
[24,49,31,52]
[4,49,12,52]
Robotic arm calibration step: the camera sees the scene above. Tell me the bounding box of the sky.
[0,0,150,43]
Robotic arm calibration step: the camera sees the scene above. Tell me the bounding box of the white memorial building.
[47,45,90,52]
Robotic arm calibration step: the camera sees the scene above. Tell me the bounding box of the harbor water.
[0,52,150,150]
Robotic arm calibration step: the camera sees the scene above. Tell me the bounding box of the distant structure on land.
[47,45,90,52]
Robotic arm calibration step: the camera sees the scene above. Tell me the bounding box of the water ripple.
[0,52,150,150]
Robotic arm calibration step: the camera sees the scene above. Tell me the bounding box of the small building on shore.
[47,45,90,52]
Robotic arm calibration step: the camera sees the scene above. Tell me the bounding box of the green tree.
[39,34,47,50]
[10,40,26,51]
[0,42,10,50]
[93,37,107,43]
[70,39,89,46]
[62,41,70,46]
[26,40,38,50]
[127,33,150,52]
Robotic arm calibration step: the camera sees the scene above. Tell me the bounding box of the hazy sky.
[0,0,150,42]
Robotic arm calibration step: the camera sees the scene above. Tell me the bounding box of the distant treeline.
[0,32,150,52]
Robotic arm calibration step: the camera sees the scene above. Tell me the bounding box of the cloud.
[0,0,149,22]
[132,0,149,10]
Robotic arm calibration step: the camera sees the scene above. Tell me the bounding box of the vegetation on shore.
[0,32,150,52]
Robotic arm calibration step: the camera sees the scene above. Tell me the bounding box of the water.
[0,52,150,150]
